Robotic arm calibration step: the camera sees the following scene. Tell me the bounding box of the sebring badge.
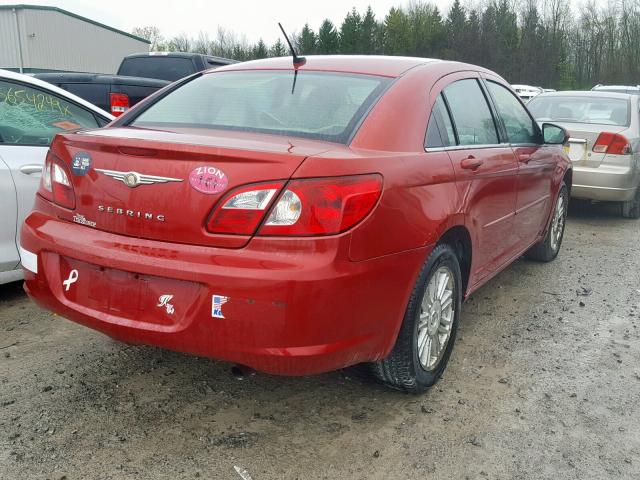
[95,169,183,188]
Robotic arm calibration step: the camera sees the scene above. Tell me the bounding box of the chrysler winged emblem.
[95,169,183,188]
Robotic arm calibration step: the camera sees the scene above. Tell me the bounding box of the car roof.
[123,52,237,64]
[534,90,633,100]
[593,84,640,90]
[214,55,447,78]
[0,68,114,120]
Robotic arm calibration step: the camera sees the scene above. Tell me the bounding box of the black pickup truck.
[34,52,236,117]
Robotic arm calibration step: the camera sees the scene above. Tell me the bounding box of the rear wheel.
[621,186,640,219]
[370,244,462,393]
[525,182,568,262]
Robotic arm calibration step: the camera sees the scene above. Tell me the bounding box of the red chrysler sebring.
[20,56,571,392]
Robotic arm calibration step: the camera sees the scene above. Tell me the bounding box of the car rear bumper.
[20,208,427,375]
[571,165,638,201]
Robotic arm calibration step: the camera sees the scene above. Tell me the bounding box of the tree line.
[133,0,640,90]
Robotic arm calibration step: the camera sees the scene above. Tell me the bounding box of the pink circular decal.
[189,166,228,194]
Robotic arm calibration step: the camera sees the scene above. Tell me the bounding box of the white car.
[511,84,543,103]
[592,84,640,95]
[0,69,112,284]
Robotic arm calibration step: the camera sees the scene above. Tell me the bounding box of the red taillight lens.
[593,132,631,154]
[206,182,284,235]
[110,93,130,116]
[258,174,383,236]
[38,152,76,209]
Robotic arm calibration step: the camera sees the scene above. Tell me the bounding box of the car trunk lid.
[50,127,331,248]
[559,122,629,167]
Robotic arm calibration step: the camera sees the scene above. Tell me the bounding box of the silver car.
[528,91,640,218]
[0,69,112,284]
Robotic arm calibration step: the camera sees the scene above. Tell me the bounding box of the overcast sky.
[1,0,602,45]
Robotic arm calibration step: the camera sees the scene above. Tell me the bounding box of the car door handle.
[20,164,43,175]
[518,153,532,164]
[460,157,484,170]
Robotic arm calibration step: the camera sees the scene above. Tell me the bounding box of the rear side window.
[528,95,630,126]
[443,79,499,146]
[487,81,540,144]
[425,95,455,148]
[0,79,100,146]
[118,57,196,81]
[130,71,391,144]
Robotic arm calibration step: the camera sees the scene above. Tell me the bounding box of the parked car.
[34,53,237,118]
[592,84,640,95]
[20,56,571,392]
[117,52,237,82]
[33,72,169,117]
[0,69,112,285]
[528,91,640,217]
[511,84,543,102]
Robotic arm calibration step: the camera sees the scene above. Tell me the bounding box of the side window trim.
[424,93,457,149]
[438,93,459,146]
[477,77,508,143]
[482,77,542,145]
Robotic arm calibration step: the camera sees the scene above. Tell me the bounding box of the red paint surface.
[22,57,570,375]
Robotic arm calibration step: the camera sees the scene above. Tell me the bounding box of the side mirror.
[542,122,568,145]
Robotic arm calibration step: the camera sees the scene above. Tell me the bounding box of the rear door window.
[443,79,499,146]
[487,81,540,144]
[425,95,456,148]
[0,79,100,146]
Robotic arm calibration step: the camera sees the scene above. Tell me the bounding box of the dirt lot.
[1,203,639,480]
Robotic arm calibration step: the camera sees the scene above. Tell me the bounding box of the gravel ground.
[1,202,639,480]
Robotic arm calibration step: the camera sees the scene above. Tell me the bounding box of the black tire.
[370,244,462,394]
[525,182,568,262]
[621,187,640,219]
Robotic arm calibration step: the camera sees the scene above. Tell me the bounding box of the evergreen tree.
[360,6,378,54]
[384,7,410,55]
[340,8,363,53]
[269,39,287,57]
[445,0,466,60]
[299,23,317,55]
[252,39,268,59]
[317,19,339,54]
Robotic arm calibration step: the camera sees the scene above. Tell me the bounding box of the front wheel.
[370,244,462,393]
[525,182,568,262]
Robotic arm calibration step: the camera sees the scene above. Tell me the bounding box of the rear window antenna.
[278,23,306,67]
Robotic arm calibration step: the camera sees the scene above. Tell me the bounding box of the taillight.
[110,93,130,116]
[38,152,76,209]
[593,132,631,154]
[259,174,383,236]
[206,182,285,235]
[205,175,383,237]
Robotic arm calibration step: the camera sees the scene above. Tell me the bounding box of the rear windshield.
[129,71,391,144]
[528,96,630,126]
[118,57,196,81]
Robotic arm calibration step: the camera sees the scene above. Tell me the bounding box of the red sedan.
[20,56,571,392]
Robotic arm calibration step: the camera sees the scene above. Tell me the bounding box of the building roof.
[0,4,150,44]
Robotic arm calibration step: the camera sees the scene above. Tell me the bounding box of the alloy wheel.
[417,266,455,371]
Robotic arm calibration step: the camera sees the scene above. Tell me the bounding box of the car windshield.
[130,70,391,143]
[528,96,630,126]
